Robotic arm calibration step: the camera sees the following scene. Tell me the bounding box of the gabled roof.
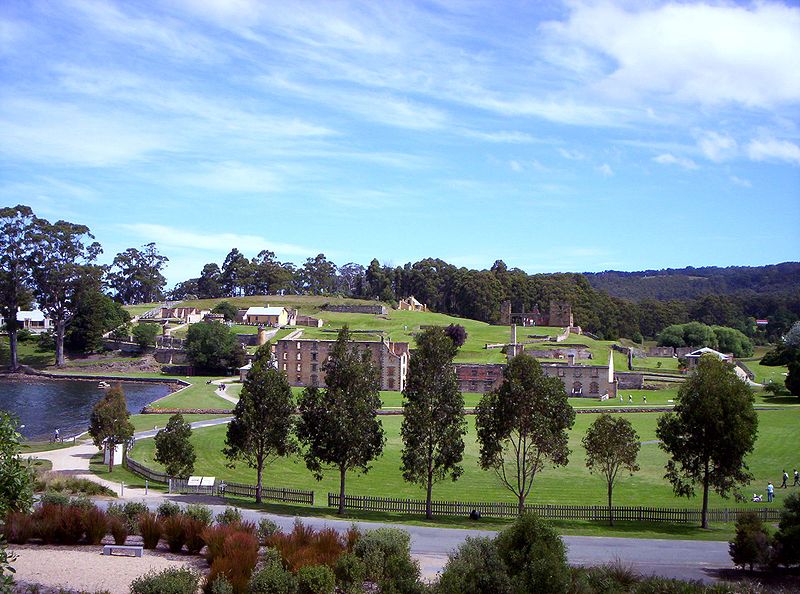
[245,306,286,316]
[17,310,46,322]
[686,347,730,359]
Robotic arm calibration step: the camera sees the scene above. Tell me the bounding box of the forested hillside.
[584,262,800,301]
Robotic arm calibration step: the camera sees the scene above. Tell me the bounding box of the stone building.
[397,296,428,312]
[274,334,409,391]
[499,301,574,327]
[453,363,505,394]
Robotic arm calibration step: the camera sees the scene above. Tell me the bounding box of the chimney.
[568,352,575,366]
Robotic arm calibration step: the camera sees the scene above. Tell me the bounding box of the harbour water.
[0,377,171,440]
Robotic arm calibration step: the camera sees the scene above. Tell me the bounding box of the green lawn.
[130,408,798,513]
[0,337,55,367]
[148,377,233,411]
[129,413,230,433]
[745,359,789,385]
[122,302,163,318]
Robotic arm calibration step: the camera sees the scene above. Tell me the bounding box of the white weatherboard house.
[242,306,289,327]
[0,309,53,334]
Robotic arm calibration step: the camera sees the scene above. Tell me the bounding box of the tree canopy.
[224,351,296,503]
[297,326,385,514]
[476,354,575,514]
[88,385,134,472]
[185,322,246,373]
[400,327,466,519]
[154,414,196,478]
[0,411,34,517]
[656,354,758,528]
[107,243,168,304]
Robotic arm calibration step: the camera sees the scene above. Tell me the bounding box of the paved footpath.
[32,424,732,584]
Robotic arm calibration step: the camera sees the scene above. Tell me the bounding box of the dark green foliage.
[334,552,366,594]
[65,281,130,353]
[87,385,134,472]
[132,322,160,349]
[582,414,641,525]
[0,412,34,517]
[209,575,234,594]
[297,565,336,594]
[444,324,468,348]
[657,355,758,528]
[216,507,243,526]
[139,512,163,549]
[297,327,385,515]
[185,321,246,373]
[212,300,238,321]
[401,327,466,519]
[249,559,297,594]
[224,352,296,504]
[787,359,800,397]
[107,242,168,305]
[712,325,754,357]
[154,414,196,478]
[729,512,771,571]
[38,491,70,507]
[257,518,279,544]
[437,536,511,594]
[130,567,200,594]
[775,492,800,566]
[476,354,575,514]
[495,513,570,594]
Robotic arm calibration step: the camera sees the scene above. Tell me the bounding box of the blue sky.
[1,0,798,287]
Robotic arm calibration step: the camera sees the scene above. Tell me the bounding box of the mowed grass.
[0,337,55,367]
[122,302,164,318]
[148,377,233,411]
[130,408,799,511]
[129,413,230,433]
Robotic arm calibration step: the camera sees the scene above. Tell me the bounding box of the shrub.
[138,512,163,549]
[157,501,182,518]
[730,512,772,571]
[163,514,187,553]
[216,507,243,526]
[185,516,207,555]
[352,527,420,593]
[437,537,510,594]
[35,474,116,498]
[580,561,640,594]
[123,501,149,533]
[334,552,365,594]
[66,494,95,511]
[495,512,570,594]
[204,531,259,594]
[271,521,347,572]
[56,505,85,545]
[203,525,236,565]
[130,567,200,594]
[39,491,70,507]
[186,503,213,526]
[109,515,128,545]
[208,575,234,594]
[3,511,34,544]
[83,507,108,545]
[249,560,297,594]
[33,504,61,544]
[257,518,279,545]
[297,565,335,594]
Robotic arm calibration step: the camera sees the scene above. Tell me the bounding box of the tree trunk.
[338,465,347,515]
[107,443,114,473]
[8,327,18,371]
[518,493,526,516]
[608,482,614,527]
[426,468,433,520]
[255,458,263,504]
[55,318,66,367]
[701,462,710,529]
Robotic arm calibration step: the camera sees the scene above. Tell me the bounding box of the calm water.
[0,378,171,440]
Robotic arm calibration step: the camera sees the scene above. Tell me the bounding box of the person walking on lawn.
[767,482,775,502]
[782,470,789,488]
[794,469,799,487]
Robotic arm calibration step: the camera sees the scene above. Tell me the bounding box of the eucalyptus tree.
[0,205,37,371]
[30,218,102,367]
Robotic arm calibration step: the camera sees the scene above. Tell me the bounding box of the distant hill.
[584,262,800,301]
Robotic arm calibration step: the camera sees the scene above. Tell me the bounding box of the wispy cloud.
[730,176,752,188]
[747,137,800,166]
[120,223,315,257]
[696,131,738,163]
[596,163,614,177]
[653,153,698,170]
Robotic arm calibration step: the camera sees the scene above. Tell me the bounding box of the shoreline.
[1,368,190,390]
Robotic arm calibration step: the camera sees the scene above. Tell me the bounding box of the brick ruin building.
[274,333,409,391]
[499,300,574,327]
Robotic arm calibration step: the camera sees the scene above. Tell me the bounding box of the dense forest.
[171,252,800,342]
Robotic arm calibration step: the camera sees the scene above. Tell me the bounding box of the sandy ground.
[11,544,201,594]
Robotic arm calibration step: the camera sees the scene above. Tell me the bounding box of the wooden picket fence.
[327,493,782,523]
[124,457,314,505]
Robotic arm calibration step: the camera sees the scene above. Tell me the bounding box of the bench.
[102,544,143,557]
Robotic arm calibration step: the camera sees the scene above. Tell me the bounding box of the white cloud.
[171,162,282,193]
[596,163,613,177]
[509,160,523,172]
[653,153,698,170]
[697,131,738,163]
[746,138,800,166]
[461,130,537,143]
[120,223,315,257]
[558,148,585,161]
[730,176,752,188]
[547,1,800,107]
